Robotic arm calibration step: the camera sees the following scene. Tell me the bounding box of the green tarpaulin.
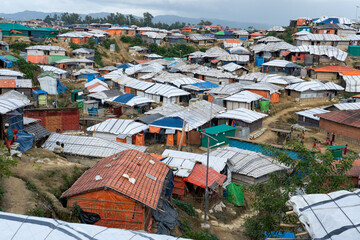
[226,183,244,206]
[259,100,270,111]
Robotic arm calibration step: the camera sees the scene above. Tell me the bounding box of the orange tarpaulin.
[125,87,131,94]
[184,163,226,189]
[149,126,161,133]
[166,134,174,146]
[68,189,145,230]
[135,133,145,146]
[270,93,280,103]
[177,131,186,146]
[116,137,127,143]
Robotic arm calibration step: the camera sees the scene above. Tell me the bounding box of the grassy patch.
[173,199,198,217]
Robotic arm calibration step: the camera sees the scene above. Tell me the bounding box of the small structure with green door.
[348,45,360,57]
[70,90,83,102]
[327,145,346,159]
[201,124,237,149]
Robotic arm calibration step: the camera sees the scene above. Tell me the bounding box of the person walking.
[326,132,330,145]
[3,123,15,155]
[332,133,335,143]
[344,144,348,155]
[312,139,317,148]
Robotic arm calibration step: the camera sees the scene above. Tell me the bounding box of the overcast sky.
[1,0,359,25]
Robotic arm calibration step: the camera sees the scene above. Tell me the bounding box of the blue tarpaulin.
[117,63,133,69]
[229,139,299,159]
[0,56,13,68]
[16,131,33,152]
[151,117,185,129]
[265,232,295,239]
[9,110,24,131]
[112,93,137,104]
[57,79,67,94]
[190,81,219,89]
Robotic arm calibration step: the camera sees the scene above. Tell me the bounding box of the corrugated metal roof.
[39,65,67,75]
[103,69,125,81]
[144,103,186,116]
[217,54,250,63]
[55,58,94,64]
[209,147,288,179]
[220,63,247,72]
[26,45,65,51]
[239,72,305,85]
[316,109,360,128]
[330,102,360,110]
[125,62,164,76]
[42,133,147,158]
[0,90,30,103]
[23,117,40,125]
[209,82,246,95]
[285,80,344,92]
[87,119,148,136]
[216,108,268,123]
[262,60,299,68]
[88,90,122,101]
[189,34,215,41]
[228,46,251,55]
[145,83,190,98]
[144,53,162,58]
[73,69,99,76]
[0,98,29,114]
[295,108,330,120]
[162,149,227,174]
[257,36,283,43]
[296,33,347,41]
[169,100,225,131]
[203,46,229,58]
[268,26,285,32]
[152,72,203,88]
[184,163,226,189]
[251,41,294,53]
[243,82,283,94]
[224,90,264,103]
[62,150,168,210]
[0,69,24,77]
[116,75,154,91]
[289,45,348,62]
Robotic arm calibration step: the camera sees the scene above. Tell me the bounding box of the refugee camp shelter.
[224,90,264,110]
[296,108,330,128]
[324,102,360,111]
[23,117,50,145]
[262,60,300,75]
[39,65,68,79]
[87,118,148,145]
[0,97,29,139]
[62,150,171,230]
[209,147,288,184]
[317,109,360,144]
[242,82,282,103]
[285,80,343,102]
[201,124,237,149]
[144,83,190,104]
[25,45,66,64]
[216,108,268,132]
[310,65,360,83]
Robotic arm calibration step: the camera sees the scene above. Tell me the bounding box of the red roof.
[312,65,360,74]
[317,110,360,128]
[225,39,242,44]
[211,59,220,64]
[281,51,291,57]
[0,79,16,88]
[87,82,109,91]
[135,60,151,64]
[61,150,170,210]
[352,94,360,98]
[183,163,226,189]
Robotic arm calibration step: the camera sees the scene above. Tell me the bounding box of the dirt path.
[114,36,133,63]
[1,176,35,214]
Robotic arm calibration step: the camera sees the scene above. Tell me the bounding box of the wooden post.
[178,117,186,151]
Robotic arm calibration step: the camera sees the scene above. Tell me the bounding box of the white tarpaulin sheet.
[287,189,360,240]
[0,211,188,240]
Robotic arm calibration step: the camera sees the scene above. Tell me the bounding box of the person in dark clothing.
[332,133,335,143]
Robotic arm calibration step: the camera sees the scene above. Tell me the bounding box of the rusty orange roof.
[183,163,226,189]
[61,150,170,209]
[316,110,360,128]
[352,94,360,98]
[312,65,360,74]
[0,79,16,88]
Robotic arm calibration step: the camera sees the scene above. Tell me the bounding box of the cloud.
[0,0,358,26]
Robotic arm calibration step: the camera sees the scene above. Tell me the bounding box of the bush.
[120,36,144,47]
[173,199,198,216]
[182,221,218,240]
[16,56,40,81]
[27,208,45,217]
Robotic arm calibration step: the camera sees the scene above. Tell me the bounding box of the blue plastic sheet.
[151,117,185,129]
[112,93,137,104]
[265,231,295,239]
[16,131,33,152]
[57,79,67,94]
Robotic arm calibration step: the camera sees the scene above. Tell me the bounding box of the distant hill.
[0,11,271,29]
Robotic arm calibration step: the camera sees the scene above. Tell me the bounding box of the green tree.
[143,12,154,27]
[198,20,212,26]
[244,141,356,240]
